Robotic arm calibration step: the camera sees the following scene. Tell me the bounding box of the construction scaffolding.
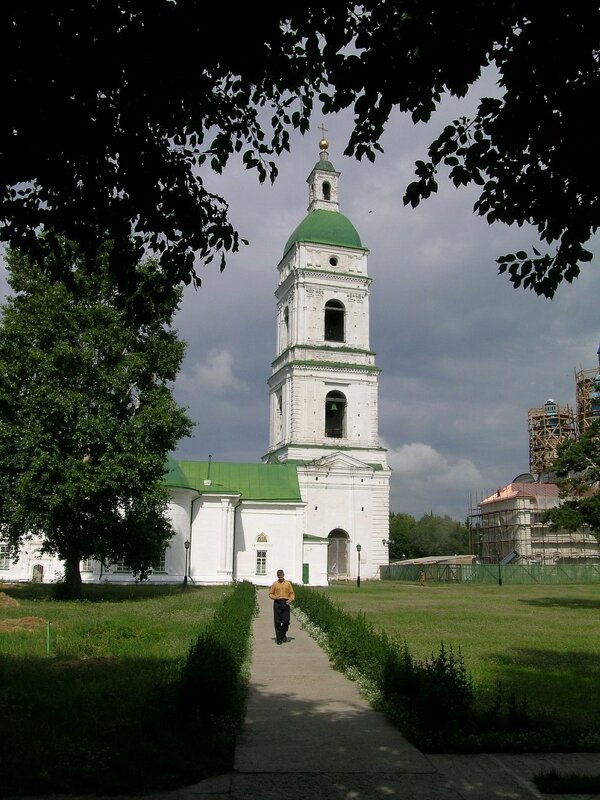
[575,366,600,434]
[528,400,576,475]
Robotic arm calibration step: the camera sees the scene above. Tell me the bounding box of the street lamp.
[184,540,190,587]
[356,543,362,589]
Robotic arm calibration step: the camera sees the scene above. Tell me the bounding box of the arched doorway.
[32,564,44,583]
[327,529,349,578]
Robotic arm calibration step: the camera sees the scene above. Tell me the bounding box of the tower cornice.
[276,269,372,299]
[268,359,381,387]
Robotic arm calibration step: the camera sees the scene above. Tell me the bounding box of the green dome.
[283,209,363,256]
[315,159,336,172]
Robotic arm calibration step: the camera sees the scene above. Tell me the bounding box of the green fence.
[380,562,600,585]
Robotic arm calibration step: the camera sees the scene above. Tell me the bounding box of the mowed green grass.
[0,583,233,794]
[323,581,600,741]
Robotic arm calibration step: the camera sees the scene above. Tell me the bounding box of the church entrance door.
[327,529,349,578]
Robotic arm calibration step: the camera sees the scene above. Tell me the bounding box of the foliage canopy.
[388,512,470,560]
[2,2,599,312]
[0,241,193,597]
[545,418,600,536]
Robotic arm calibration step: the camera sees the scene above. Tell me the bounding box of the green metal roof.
[171,459,302,502]
[163,455,196,491]
[283,209,363,256]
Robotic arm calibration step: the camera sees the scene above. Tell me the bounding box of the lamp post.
[495,549,502,587]
[184,540,190,587]
[356,543,362,588]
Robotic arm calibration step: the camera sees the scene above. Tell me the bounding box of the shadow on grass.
[481,646,600,745]
[1,582,206,603]
[519,596,600,610]
[0,652,233,795]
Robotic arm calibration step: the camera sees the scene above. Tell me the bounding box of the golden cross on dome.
[318,123,329,152]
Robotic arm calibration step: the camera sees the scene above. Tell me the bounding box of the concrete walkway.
[183,590,600,800]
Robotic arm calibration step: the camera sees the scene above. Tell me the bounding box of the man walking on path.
[268,569,295,644]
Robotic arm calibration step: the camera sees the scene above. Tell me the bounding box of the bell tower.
[264,139,387,469]
[264,138,390,582]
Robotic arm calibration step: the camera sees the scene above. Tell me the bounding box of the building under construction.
[469,480,600,565]
[469,343,600,565]
[527,399,576,476]
[575,343,600,433]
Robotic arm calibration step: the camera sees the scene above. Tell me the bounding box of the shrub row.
[179,581,256,742]
[293,585,533,752]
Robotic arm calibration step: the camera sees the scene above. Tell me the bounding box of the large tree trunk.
[63,552,83,600]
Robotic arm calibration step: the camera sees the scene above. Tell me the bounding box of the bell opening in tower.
[325,390,346,438]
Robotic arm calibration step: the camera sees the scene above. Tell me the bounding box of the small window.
[257,533,268,543]
[324,300,345,342]
[0,545,10,570]
[322,181,331,201]
[283,306,289,345]
[81,558,94,573]
[256,550,267,575]
[275,390,283,440]
[112,558,130,574]
[329,256,338,266]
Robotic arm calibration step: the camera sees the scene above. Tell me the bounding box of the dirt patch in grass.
[0,616,46,631]
[0,591,19,607]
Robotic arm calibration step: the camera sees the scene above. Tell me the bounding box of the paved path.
[183,590,600,800]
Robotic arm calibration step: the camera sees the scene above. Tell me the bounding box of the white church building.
[0,140,391,587]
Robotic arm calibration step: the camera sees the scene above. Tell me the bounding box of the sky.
[1,72,599,522]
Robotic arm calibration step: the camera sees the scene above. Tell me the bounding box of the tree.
[2,2,599,311]
[0,240,193,598]
[545,418,600,537]
[409,514,470,558]
[388,512,415,560]
[388,511,470,559]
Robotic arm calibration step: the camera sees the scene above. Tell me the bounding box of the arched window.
[256,534,268,575]
[324,299,345,342]
[322,181,331,201]
[283,306,289,343]
[325,390,346,438]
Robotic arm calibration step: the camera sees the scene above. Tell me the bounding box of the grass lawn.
[0,582,232,795]
[322,580,600,746]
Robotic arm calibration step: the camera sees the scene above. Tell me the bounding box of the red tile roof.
[480,482,560,505]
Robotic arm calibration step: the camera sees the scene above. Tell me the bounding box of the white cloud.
[384,441,489,519]
[386,441,484,485]
[177,349,246,396]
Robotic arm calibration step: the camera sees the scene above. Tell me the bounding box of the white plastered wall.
[234,501,306,585]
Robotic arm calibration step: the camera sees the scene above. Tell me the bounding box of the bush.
[293,586,532,753]
[179,581,256,737]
